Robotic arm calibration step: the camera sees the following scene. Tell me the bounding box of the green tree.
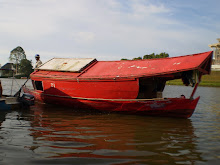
[143,55,151,59]
[143,52,169,59]
[143,53,156,59]
[9,46,26,74]
[121,52,169,61]
[159,52,169,58]
[155,54,160,58]
[19,59,33,77]
[132,57,142,60]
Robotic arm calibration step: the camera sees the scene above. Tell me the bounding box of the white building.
[209,38,220,71]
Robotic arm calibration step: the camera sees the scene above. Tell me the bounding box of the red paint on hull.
[40,79,139,99]
[23,87,199,118]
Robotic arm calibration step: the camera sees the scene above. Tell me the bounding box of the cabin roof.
[38,58,97,72]
[80,51,212,79]
[33,51,213,79]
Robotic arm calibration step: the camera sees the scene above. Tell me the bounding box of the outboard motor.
[20,93,35,106]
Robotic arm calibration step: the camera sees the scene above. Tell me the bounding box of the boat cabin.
[30,51,212,100]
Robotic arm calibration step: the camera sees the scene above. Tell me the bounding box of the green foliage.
[9,46,26,64]
[143,52,169,59]
[159,52,169,58]
[132,57,142,60]
[121,52,169,60]
[143,53,155,59]
[19,59,33,77]
[9,46,27,74]
[5,46,33,77]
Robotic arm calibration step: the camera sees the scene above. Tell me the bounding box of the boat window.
[34,81,43,91]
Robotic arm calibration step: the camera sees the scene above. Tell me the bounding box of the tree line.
[1,46,33,78]
[121,52,169,60]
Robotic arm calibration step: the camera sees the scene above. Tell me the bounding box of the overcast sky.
[0,0,219,66]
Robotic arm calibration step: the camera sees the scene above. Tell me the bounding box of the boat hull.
[23,87,200,118]
[32,78,140,99]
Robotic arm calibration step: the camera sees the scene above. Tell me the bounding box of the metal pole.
[11,72,14,96]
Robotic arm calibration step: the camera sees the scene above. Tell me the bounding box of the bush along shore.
[167,71,220,87]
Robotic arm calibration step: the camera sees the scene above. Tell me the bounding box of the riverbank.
[167,71,220,87]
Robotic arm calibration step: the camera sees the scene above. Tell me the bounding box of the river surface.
[0,78,220,165]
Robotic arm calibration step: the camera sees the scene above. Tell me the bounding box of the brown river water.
[0,78,220,165]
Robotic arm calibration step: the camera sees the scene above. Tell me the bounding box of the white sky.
[0,0,219,66]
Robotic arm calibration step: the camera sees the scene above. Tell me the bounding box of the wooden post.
[190,74,202,100]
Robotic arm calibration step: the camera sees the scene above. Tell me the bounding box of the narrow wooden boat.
[23,51,213,118]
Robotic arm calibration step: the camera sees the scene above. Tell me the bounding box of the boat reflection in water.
[27,104,205,164]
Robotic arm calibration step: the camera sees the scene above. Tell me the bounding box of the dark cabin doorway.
[33,80,43,91]
[137,77,166,99]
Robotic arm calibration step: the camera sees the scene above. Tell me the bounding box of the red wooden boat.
[23,51,213,118]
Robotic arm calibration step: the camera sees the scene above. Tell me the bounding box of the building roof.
[0,63,15,71]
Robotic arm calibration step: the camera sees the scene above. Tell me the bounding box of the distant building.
[0,63,15,77]
[0,63,14,71]
[209,38,220,71]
